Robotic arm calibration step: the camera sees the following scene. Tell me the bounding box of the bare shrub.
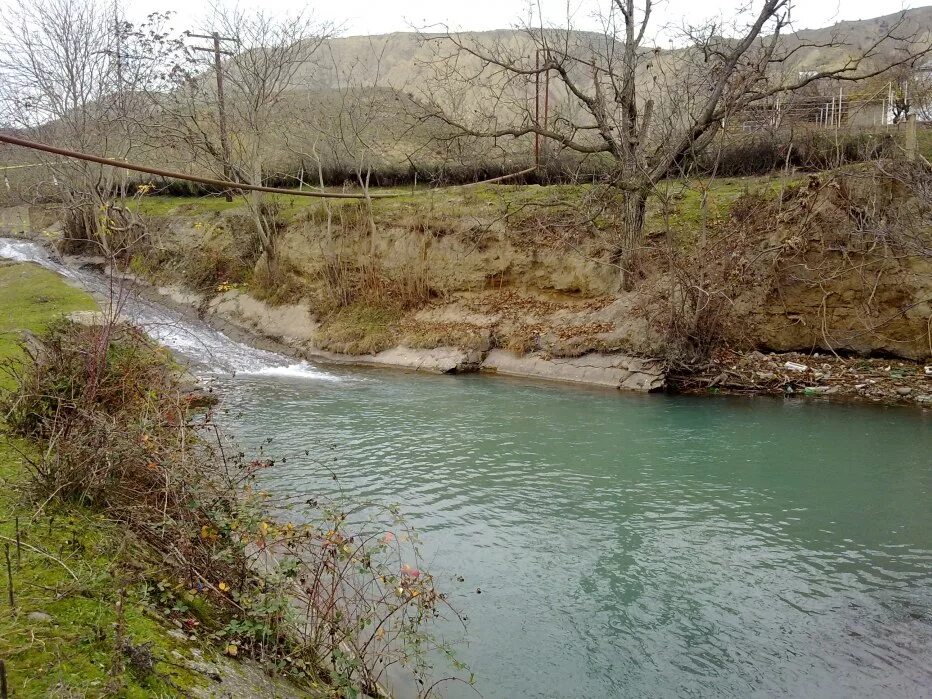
[1,320,466,695]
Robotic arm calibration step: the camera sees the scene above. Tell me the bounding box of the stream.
[3,238,931,698]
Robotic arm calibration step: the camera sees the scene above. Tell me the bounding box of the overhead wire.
[0,132,536,200]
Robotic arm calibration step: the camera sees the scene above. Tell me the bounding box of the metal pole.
[838,86,843,128]
[0,132,536,198]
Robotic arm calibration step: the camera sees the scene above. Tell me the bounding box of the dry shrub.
[313,252,434,317]
[1,320,466,695]
[653,163,932,367]
[648,197,762,368]
[316,303,403,355]
[399,320,489,351]
[59,201,148,260]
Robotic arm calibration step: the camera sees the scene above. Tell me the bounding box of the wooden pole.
[192,32,236,201]
[543,62,550,168]
[534,49,541,170]
[212,33,233,202]
[905,113,918,162]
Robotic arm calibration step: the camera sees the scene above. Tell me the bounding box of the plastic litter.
[784,361,808,372]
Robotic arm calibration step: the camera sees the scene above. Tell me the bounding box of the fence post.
[904,114,918,162]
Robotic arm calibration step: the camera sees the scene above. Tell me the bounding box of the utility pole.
[190,32,235,201]
[533,49,551,174]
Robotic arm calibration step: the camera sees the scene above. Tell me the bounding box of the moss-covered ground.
[0,262,204,697]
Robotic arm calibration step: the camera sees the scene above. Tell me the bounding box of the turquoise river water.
[215,369,931,699]
[2,238,930,698]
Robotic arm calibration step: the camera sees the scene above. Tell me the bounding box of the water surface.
[216,370,932,699]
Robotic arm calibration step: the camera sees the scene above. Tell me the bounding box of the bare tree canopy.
[419,1,932,278]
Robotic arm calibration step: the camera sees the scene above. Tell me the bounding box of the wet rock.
[896,387,913,396]
[804,386,839,395]
[368,346,475,374]
[482,350,665,392]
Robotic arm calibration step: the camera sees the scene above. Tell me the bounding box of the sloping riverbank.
[67,255,932,407]
[0,261,325,697]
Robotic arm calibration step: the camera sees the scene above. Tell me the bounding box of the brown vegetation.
[1,319,466,695]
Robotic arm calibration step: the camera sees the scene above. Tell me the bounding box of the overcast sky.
[0,0,921,38]
[137,0,921,37]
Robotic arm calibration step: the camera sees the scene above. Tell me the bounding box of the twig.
[4,543,14,608]
[14,517,21,570]
[0,534,78,581]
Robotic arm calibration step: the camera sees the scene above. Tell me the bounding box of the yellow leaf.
[225,643,238,656]
[218,581,230,592]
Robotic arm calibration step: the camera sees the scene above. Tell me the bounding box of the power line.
[0,132,535,198]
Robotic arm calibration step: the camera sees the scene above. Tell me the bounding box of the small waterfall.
[1,238,341,381]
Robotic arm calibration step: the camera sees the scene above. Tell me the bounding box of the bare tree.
[0,0,183,253]
[161,6,333,275]
[420,1,931,283]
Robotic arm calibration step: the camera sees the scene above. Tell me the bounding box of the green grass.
[0,262,97,373]
[132,173,801,226]
[0,262,205,697]
[918,128,932,161]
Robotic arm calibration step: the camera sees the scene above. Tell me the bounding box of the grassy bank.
[0,262,200,696]
[0,263,322,697]
[0,260,463,697]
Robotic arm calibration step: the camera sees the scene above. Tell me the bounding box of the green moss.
[0,262,209,697]
[0,262,97,365]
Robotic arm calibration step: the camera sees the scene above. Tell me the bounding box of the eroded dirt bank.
[5,164,931,402]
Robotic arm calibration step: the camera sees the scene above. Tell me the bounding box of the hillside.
[296,7,932,91]
[1,6,930,196]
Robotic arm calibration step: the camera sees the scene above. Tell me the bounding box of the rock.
[895,387,913,396]
[804,386,839,396]
[27,611,53,623]
[66,310,124,326]
[916,394,932,404]
[369,346,474,374]
[482,350,665,392]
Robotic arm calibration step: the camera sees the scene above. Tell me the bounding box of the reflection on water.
[216,371,932,699]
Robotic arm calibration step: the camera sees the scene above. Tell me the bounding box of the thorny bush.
[1,319,467,696]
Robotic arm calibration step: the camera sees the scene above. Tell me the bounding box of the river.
[3,238,931,698]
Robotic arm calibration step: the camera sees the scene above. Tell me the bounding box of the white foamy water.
[1,237,343,382]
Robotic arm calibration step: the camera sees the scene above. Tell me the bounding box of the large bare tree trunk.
[618,187,648,289]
